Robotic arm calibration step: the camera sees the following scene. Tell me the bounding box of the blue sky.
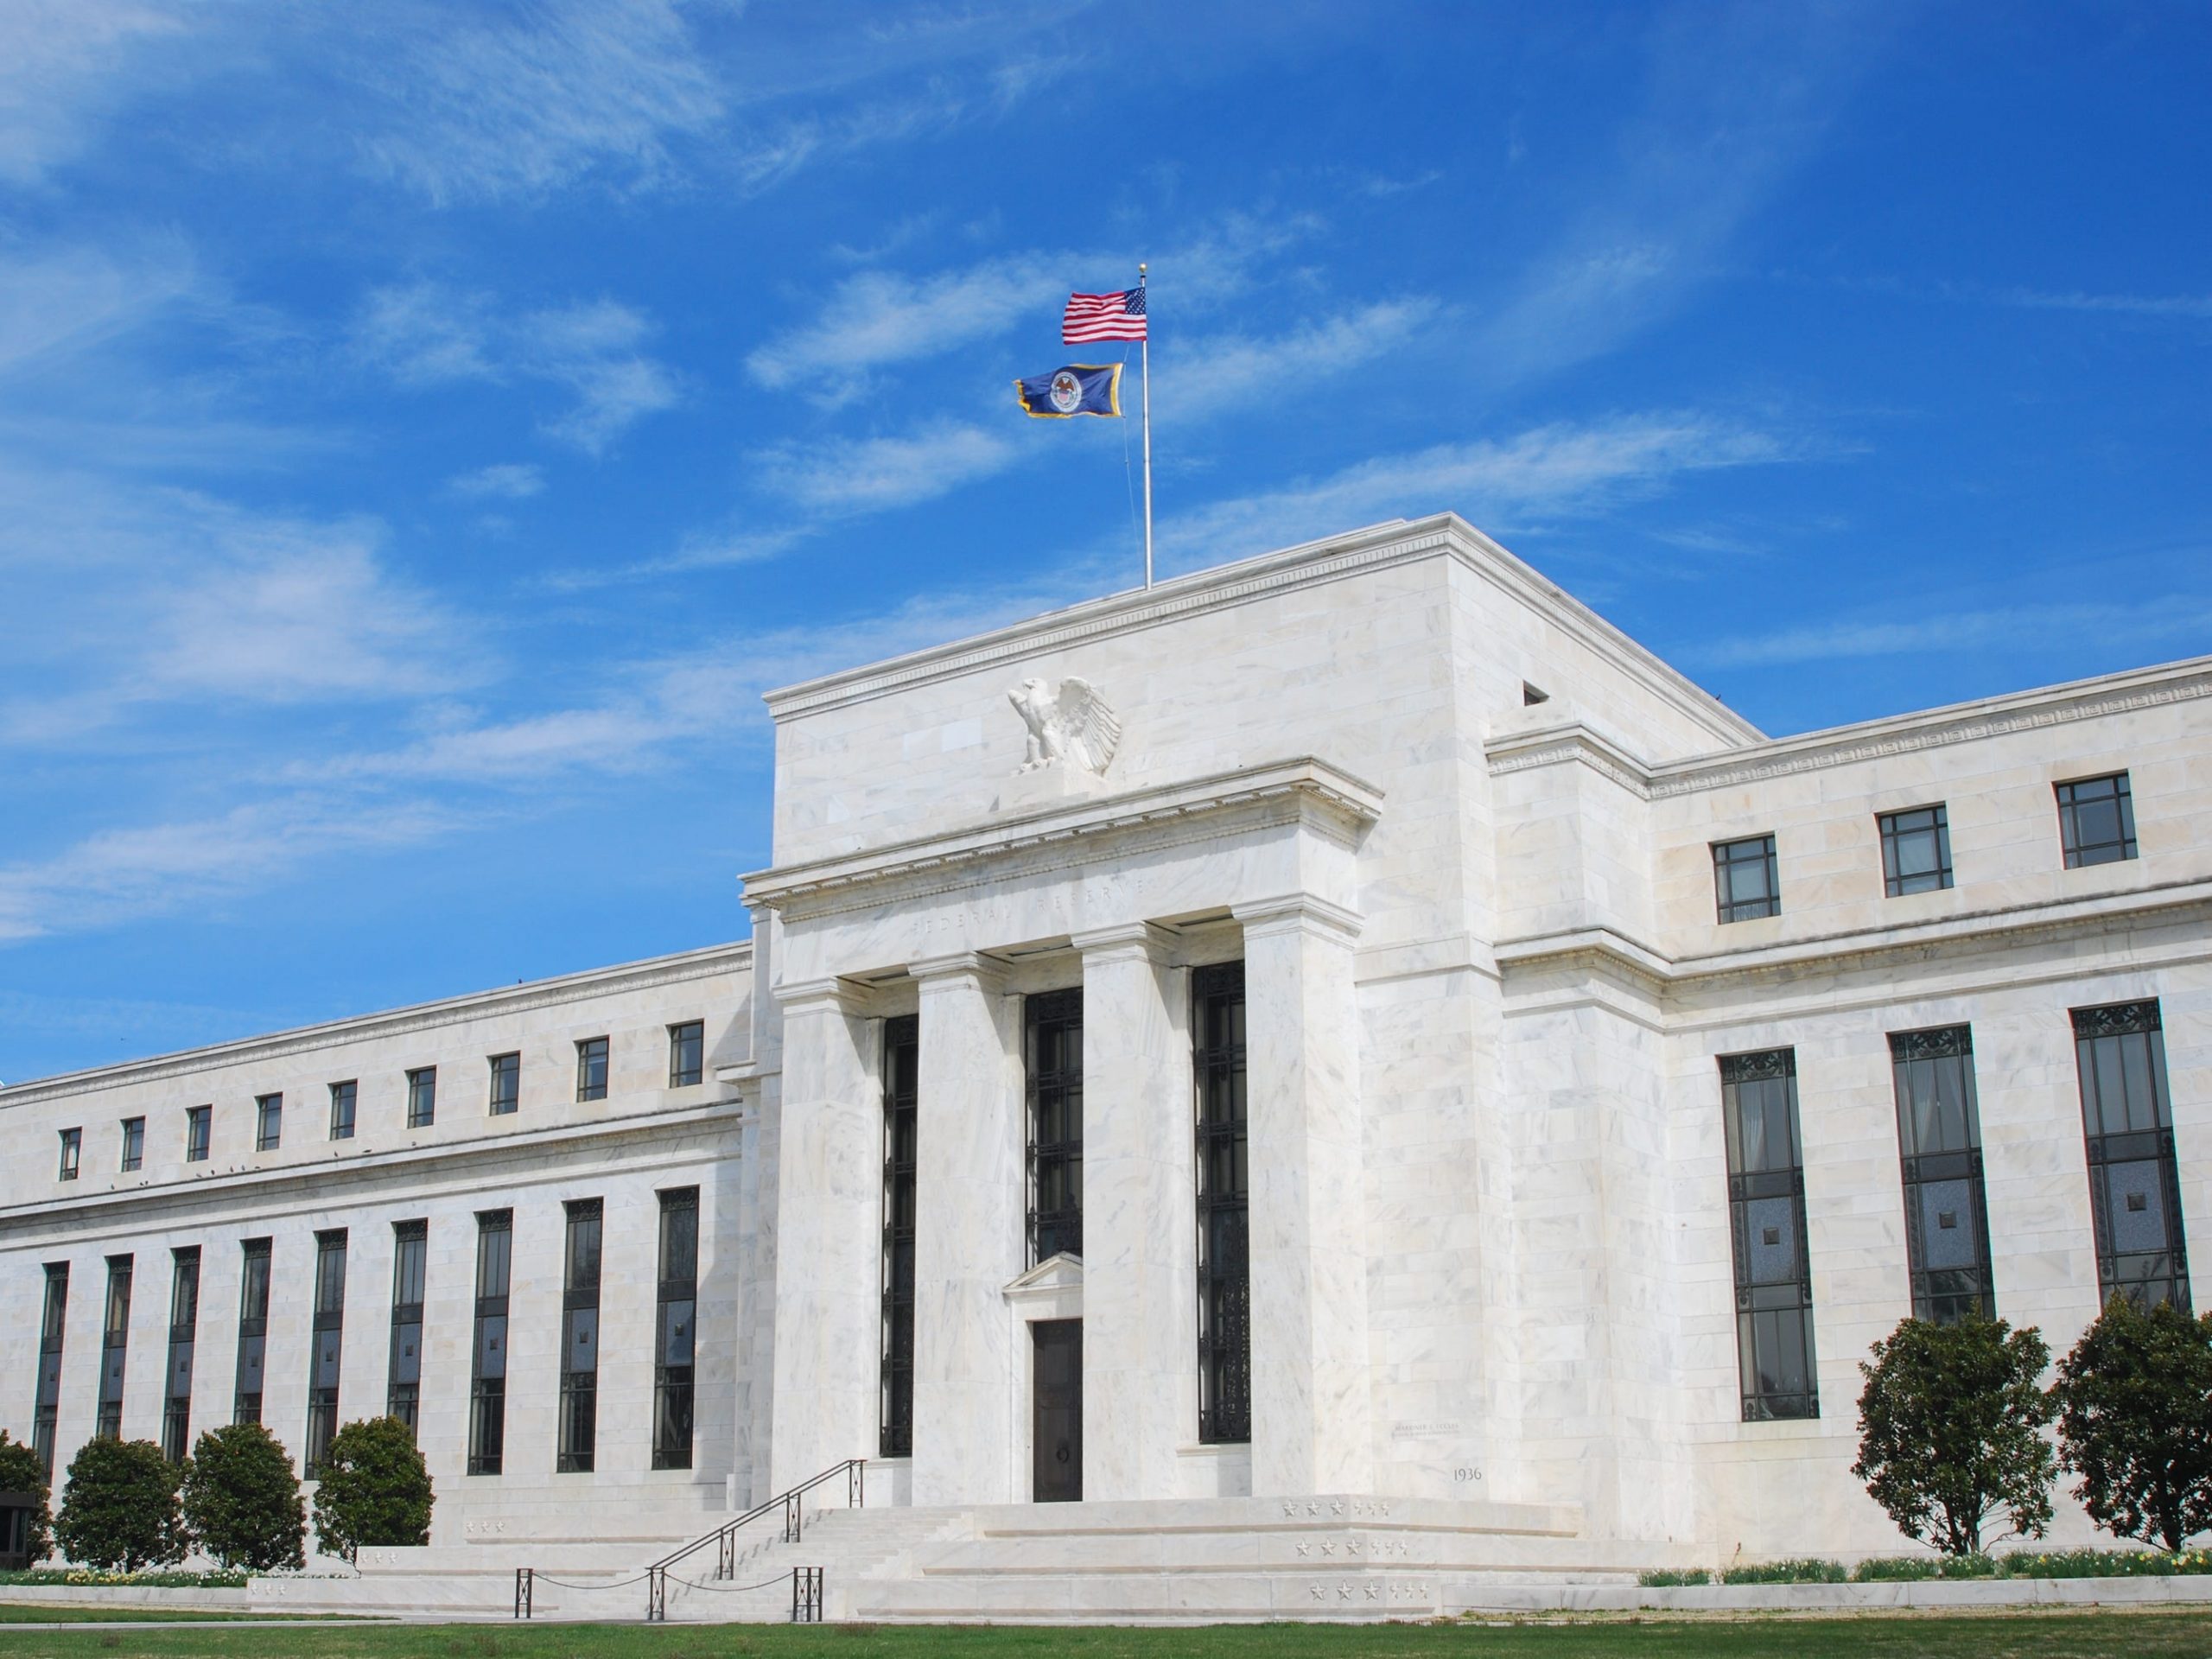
[3,1,2209,1082]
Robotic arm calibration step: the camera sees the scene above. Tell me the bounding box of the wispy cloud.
[1694,596,2212,670]
[353,282,679,453]
[0,0,192,188]
[1990,287,2212,321]
[448,462,544,499]
[1162,298,1440,421]
[759,421,1020,516]
[1159,411,1798,571]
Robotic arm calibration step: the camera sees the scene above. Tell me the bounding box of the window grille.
[1025,990,1084,1265]
[558,1199,603,1472]
[387,1221,427,1433]
[1879,804,1954,896]
[233,1238,270,1424]
[880,1015,918,1459]
[1712,835,1781,923]
[162,1248,200,1463]
[2073,1000,2189,1310]
[653,1189,699,1470]
[97,1255,133,1440]
[1193,962,1250,1445]
[1719,1049,1819,1420]
[468,1211,512,1474]
[304,1230,346,1477]
[2056,773,2137,868]
[34,1264,68,1479]
[1889,1026,1995,1323]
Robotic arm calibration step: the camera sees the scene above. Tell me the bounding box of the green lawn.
[0,1611,2206,1659]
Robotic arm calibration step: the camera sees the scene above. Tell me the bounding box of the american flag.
[1062,287,1147,343]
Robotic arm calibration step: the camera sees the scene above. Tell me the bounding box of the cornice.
[1484,722,1655,798]
[741,757,1382,913]
[761,514,1762,746]
[0,942,753,1109]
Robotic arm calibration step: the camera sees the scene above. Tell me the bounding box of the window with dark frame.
[468,1211,512,1475]
[387,1221,427,1433]
[406,1067,436,1129]
[233,1237,270,1424]
[2057,773,2138,868]
[653,1187,698,1470]
[329,1080,356,1141]
[1889,1026,1996,1324]
[558,1198,603,1472]
[1879,804,1953,896]
[1025,989,1084,1265]
[488,1052,520,1116]
[186,1105,211,1163]
[669,1020,705,1088]
[97,1255,133,1439]
[34,1263,68,1479]
[2073,1000,2190,1311]
[575,1037,609,1103]
[256,1093,283,1153]
[304,1230,346,1478]
[162,1247,200,1463]
[1719,1049,1819,1421]
[1193,962,1251,1446]
[1712,835,1781,923]
[880,1015,918,1459]
[121,1116,144,1173]
[58,1128,79,1181]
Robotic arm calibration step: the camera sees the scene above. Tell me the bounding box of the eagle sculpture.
[1007,676,1122,775]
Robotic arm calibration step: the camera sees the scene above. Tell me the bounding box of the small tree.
[0,1427,55,1564]
[311,1418,433,1562]
[181,1422,305,1571]
[1853,1313,2057,1555]
[54,1438,187,1572]
[2056,1294,2212,1551]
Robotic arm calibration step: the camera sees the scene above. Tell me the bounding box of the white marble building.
[3,514,2206,1568]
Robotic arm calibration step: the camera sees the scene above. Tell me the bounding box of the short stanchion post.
[646,1564,665,1622]
[718,1523,734,1580]
[849,1458,866,1510]
[790,1565,823,1623]
[514,1567,532,1619]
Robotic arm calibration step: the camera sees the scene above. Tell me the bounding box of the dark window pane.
[1713,835,1781,923]
[2056,772,2137,868]
[1719,1050,1819,1420]
[576,1037,609,1103]
[1879,804,1955,896]
[880,1014,918,1458]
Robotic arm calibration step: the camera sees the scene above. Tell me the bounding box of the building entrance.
[1031,1319,1082,1503]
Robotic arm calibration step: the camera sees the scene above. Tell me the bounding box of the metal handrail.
[638,1457,864,1621]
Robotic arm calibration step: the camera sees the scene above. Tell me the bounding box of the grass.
[0,1611,2206,1659]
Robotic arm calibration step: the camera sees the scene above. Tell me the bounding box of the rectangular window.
[34,1264,68,1479]
[58,1128,80,1181]
[487,1052,520,1116]
[406,1067,436,1129]
[328,1080,356,1141]
[186,1104,212,1163]
[121,1117,145,1173]
[575,1037,609,1103]
[1025,989,1084,1266]
[1879,804,1954,896]
[387,1221,427,1433]
[304,1230,346,1478]
[162,1248,200,1463]
[2073,1001,2190,1311]
[1889,1026,1996,1324]
[653,1187,698,1470]
[98,1255,133,1439]
[1193,962,1251,1446]
[468,1211,512,1475]
[880,1014,918,1459]
[559,1199,603,1473]
[1719,1048,1819,1421]
[2058,772,2137,868]
[255,1093,283,1153]
[1712,834,1781,923]
[668,1020,705,1088]
[233,1237,271,1425]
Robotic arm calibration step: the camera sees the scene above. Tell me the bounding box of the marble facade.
[3,512,2207,1562]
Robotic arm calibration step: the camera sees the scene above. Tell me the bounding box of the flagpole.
[1139,262,1153,590]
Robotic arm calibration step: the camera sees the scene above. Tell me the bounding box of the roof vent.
[1522,682,1550,707]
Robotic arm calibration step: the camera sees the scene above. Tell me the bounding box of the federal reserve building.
[3,514,2205,1618]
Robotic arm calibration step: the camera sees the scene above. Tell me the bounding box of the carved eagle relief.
[1007,676,1122,775]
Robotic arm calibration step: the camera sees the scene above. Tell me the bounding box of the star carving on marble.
[1308,1585,1325,1601]
[1294,1543,1309,1557]
[1338,1585,1354,1601]
[1319,1541,1334,1557]
[1365,1585,1382,1600]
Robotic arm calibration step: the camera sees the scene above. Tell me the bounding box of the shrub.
[1717,1557,1847,1584]
[2055,1294,2212,1551]
[1853,1313,2056,1554]
[0,1567,250,1587]
[53,1438,186,1572]
[0,1427,54,1564]
[180,1422,305,1572]
[1636,1567,1711,1586]
[1852,1553,1996,1580]
[1998,1547,2194,1578]
[310,1418,433,1562]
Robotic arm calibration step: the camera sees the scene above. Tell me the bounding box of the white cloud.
[1162,299,1440,421]
[0,0,192,187]
[1694,598,2212,671]
[1993,287,2212,321]
[758,422,1020,516]
[1159,413,1795,571]
[353,282,680,453]
[448,462,544,499]
[747,260,1068,391]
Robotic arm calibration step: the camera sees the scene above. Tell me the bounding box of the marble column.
[1234,895,1375,1496]
[910,954,1025,1507]
[1075,923,1196,1501]
[766,980,881,1491]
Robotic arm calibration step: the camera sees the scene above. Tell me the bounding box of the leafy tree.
[0,1427,55,1564]
[180,1422,305,1571]
[1853,1313,2057,1555]
[2056,1294,2212,1551]
[53,1438,187,1571]
[310,1418,433,1562]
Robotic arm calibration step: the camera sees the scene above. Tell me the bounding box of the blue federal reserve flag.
[1015,362,1122,418]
